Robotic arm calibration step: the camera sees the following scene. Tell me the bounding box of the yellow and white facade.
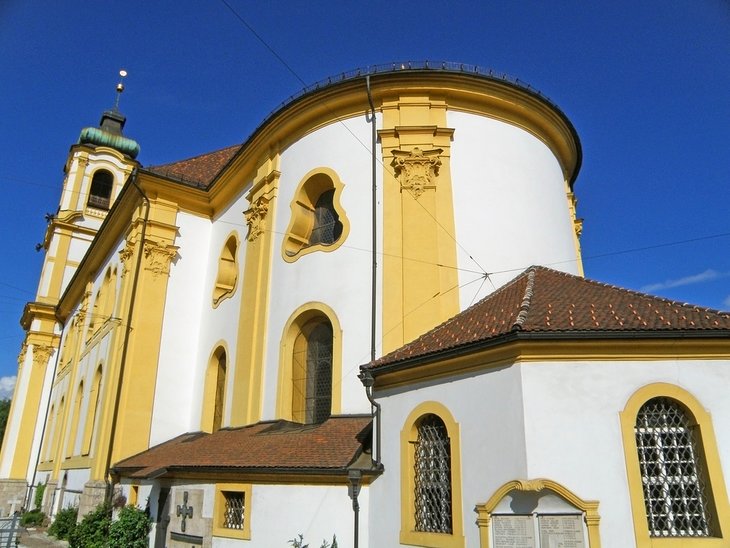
[3,65,726,547]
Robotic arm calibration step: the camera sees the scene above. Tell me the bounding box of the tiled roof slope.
[369,266,730,369]
[113,416,371,479]
[145,144,241,187]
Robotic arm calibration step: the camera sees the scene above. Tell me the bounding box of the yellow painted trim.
[59,455,91,469]
[212,482,252,540]
[400,401,464,548]
[200,342,230,432]
[231,157,279,426]
[379,97,459,353]
[374,338,730,390]
[275,302,343,421]
[620,383,730,547]
[281,167,350,262]
[212,232,240,308]
[475,478,601,548]
[129,484,139,507]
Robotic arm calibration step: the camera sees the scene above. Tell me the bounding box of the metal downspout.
[364,76,382,469]
[104,169,149,497]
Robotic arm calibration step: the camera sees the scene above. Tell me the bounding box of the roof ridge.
[512,267,536,330]
[535,265,730,317]
[147,143,241,170]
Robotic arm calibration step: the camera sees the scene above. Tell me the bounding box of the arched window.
[50,396,65,462]
[634,397,712,537]
[41,404,55,462]
[87,170,114,210]
[100,268,116,320]
[213,234,239,307]
[292,319,333,424]
[82,366,102,456]
[60,318,78,369]
[282,168,349,261]
[400,402,464,548]
[66,382,84,457]
[414,414,452,533]
[621,383,730,546]
[202,347,228,432]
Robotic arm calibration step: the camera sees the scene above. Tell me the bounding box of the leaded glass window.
[292,319,333,424]
[413,414,452,533]
[222,491,244,530]
[309,189,342,246]
[635,397,713,537]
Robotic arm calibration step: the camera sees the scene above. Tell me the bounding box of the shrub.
[48,506,78,540]
[69,502,110,548]
[108,505,151,548]
[33,482,45,510]
[289,534,338,548]
[20,509,45,527]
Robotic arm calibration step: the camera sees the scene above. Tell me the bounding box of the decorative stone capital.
[32,344,55,368]
[17,342,28,369]
[391,147,443,198]
[119,243,135,279]
[143,241,178,279]
[514,479,547,492]
[244,197,270,242]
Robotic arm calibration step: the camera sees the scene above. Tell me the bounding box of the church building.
[2,63,730,547]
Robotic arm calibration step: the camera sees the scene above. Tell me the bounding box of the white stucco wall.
[262,114,382,420]
[152,211,213,444]
[448,110,579,308]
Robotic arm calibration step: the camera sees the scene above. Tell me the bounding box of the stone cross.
[176,491,194,532]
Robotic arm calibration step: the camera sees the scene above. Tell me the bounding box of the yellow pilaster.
[379,95,459,353]
[231,153,280,426]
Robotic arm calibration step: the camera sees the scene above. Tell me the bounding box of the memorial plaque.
[538,515,585,548]
[493,515,537,548]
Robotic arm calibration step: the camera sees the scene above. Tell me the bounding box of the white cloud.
[0,376,16,400]
[640,269,727,293]
[724,295,730,310]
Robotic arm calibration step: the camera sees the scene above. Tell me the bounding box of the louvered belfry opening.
[87,169,114,210]
[634,397,714,537]
[413,414,453,533]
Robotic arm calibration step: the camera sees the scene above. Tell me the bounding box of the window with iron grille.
[87,170,114,210]
[413,414,452,533]
[221,491,244,530]
[634,397,714,537]
[309,189,342,246]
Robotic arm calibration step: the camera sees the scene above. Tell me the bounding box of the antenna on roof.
[114,69,127,111]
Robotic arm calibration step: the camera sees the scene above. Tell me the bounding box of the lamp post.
[348,469,362,548]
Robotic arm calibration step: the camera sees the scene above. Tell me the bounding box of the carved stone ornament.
[143,241,178,279]
[244,198,269,242]
[391,147,443,198]
[514,479,547,492]
[32,344,55,368]
[118,243,135,279]
[17,342,28,368]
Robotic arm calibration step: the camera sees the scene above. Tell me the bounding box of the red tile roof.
[113,416,372,479]
[145,144,241,187]
[369,266,730,369]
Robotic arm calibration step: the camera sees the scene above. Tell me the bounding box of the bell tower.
[0,71,140,513]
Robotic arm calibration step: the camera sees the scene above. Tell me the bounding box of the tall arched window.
[66,382,84,458]
[82,366,102,456]
[50,396,65,462]
[292,319,333,424]
[202,347,228,432]
[87,170,114,210]
[414,414,453,534]
[634,397,713,537]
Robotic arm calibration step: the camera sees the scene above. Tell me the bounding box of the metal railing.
[0,515,20,547]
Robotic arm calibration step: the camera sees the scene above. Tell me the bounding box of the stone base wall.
[42,480,57,517]
[78,480,108,519]
[0,479,28,517]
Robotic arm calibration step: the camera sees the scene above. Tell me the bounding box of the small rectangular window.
[213,483,251,540]
[222,491,244,530]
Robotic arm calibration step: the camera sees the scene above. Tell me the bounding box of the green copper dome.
[78,109,140,159]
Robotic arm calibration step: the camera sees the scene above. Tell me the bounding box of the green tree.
[0,398,11,448]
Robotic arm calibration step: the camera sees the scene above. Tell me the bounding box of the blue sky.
[1,1,729,397]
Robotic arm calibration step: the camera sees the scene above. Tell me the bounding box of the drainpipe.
[104,169,149,498]
[366,75,377,364]
[358,369,381,469]
[348,469,362,548]
[26,328,64,512]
